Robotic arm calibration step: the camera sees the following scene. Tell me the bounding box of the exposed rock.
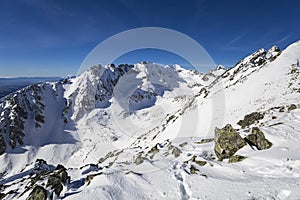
[134,154,146,165]
[148,144,160,159]
[169,146,182,158]
[34,159,54,172]
[70,64,134,121]
[245,127,272,150]
[27,186,47,200]
[199,88,209,98]
[0,83,47,154]
[195,138,214,144]
[185,155,207,166]
[214,124,247,161]
[0,135,5,155]
[46,175,63,196]
[46,164,69,197]
[85,174,94,185]
[179,142,188,147]
[279,106,285,112]
[190,165,198,174]
[288,104,297,111]
[237,112,264,128]
[229,155,246,163]
[0,193,5,199]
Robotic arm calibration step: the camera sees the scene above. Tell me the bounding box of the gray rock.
[237,112,264,128]
[27,186,47,200]
[229,155,246,163]
[245,127,272,150]
[214,124,247,160]
[134,154,146,165]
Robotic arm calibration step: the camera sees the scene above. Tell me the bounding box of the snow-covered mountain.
[1,41,300,199]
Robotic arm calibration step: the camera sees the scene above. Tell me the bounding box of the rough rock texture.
[134,154,146,165]
[69,64,134,121]
[27,186,47,200]
[46,164,69,197]
[245,127,272,150]
[229,155,247,163]
[237,112,264,128]
[0,84,50,155]
[214,124,247,160]
[288,104,297,111]
[24,161,69,200]
[220,46,280,86]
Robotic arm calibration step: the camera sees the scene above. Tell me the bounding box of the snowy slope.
[0,41,300,199]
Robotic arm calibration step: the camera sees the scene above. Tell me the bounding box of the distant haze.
[0,77,62,99]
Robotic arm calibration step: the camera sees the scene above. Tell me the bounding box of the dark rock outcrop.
[0,134,5,155]
[0,84,48,155]
[237,112,264,128]
[214,124,247,160]
[228,155,246,163]
[27,186,47,200]
[46,165,69,197]
[288,104,297,111]
[245,127,272,150]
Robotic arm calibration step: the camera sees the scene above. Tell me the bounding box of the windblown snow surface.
[1,41,300,199]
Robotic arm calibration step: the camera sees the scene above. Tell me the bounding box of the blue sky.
[0,0,300,77]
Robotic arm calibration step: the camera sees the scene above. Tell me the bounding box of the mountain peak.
[1,41,300,200]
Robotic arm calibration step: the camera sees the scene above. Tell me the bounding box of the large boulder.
[214,124,247,160]
[245,127,272,150]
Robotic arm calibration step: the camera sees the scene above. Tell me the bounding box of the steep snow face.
[67,62,225,118]
[64,62,212,162]
[66,62,215,121]
[0,82,68,151]
[209,43,300,125]
[219,46,280,88]
[0,81,81,178]
[65,64,134,121]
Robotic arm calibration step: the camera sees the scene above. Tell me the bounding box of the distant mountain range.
[0,77,62,99]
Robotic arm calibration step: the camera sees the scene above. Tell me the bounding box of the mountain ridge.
[0,41,300,199]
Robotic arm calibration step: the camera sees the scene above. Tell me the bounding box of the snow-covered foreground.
[0,41,300,199]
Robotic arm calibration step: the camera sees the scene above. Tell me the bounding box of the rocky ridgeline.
[69,64,134,121]
[0,159,70,200]
[220,46,281,87]
[0,84,46,155]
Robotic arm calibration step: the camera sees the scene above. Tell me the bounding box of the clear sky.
[0,0,300,77]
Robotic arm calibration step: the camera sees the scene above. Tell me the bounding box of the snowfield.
[0,41,300,199]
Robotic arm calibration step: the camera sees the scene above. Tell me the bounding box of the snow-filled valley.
[0,41,300,199]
